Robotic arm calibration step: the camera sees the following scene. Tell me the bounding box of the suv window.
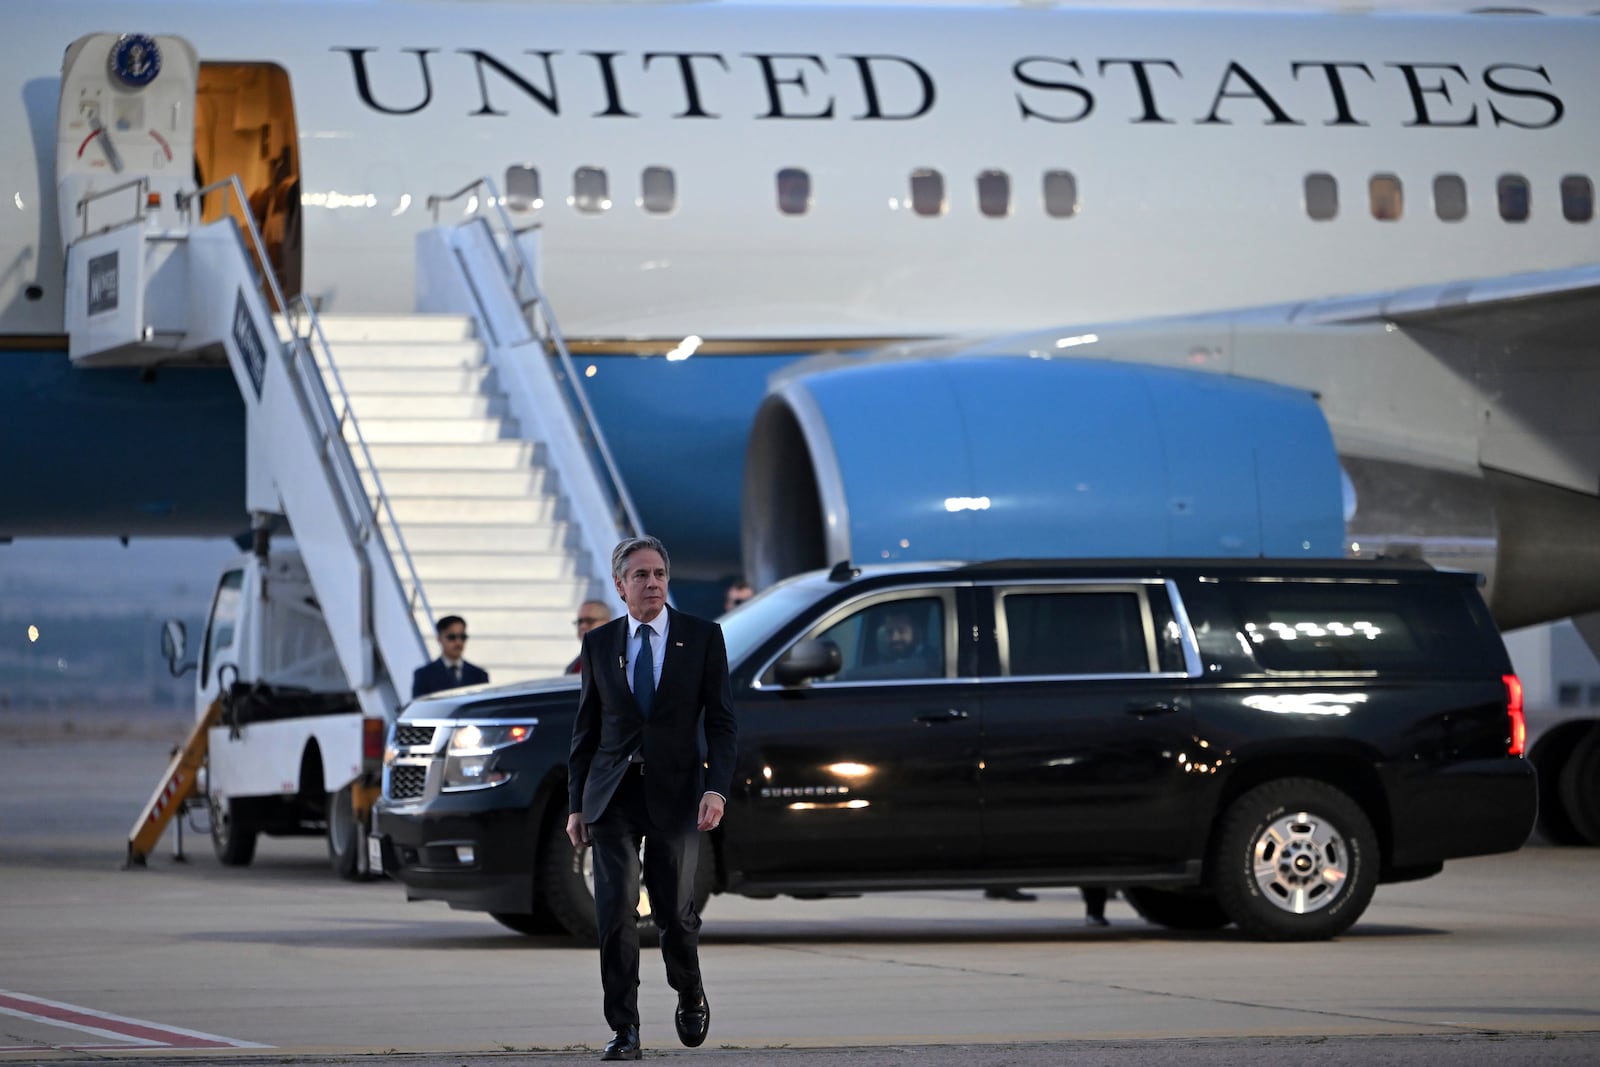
[1227,581,1498,672]
[818,596,946,682]
[999,588,1152,676]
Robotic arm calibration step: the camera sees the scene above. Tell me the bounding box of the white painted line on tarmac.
[0,989,270,1050]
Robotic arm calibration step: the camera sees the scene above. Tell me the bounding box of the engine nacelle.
[742,355,1344,587]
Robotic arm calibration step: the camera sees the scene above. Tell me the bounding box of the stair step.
[385,495,561,525]
[413,608,581,637]
[338,394,511,419]
[383,522,572,554]
[333,367,492,394]
[291,314,477,343]
[363,467,553,497]
[464,635,580,669]
[345,418,519,445]
[420,578,601,608]
[478,661,576,685]
[324,343,488,369]
[362,442,538,471]
[407,550,577,580]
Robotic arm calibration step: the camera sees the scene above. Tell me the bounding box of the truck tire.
[210,793,258,867]
[537,806,714,945]
[1123,887,1232,931]
[1211,778,1377,941]
[327,784,372,881]
[1556,728,1600,846]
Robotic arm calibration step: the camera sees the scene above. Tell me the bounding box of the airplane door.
[56,33,199,249]
[195,63,302,300]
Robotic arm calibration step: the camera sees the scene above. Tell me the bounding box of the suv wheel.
[1123,887,1231,931]
[537,805,713,945]
[1212,778,1377,941]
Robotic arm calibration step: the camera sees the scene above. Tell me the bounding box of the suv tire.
[1123,887,1231,931]
[536,804,715,945]
[1212,778,1377,941]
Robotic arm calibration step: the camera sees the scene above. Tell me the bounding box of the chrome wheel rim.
[1251,810,1349,914]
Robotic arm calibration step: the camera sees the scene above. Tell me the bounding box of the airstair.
[61,160,634,709]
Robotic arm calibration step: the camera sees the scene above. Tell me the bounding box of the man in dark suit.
[411,615,488,699]
[567,536,738,1061]
[567,599,613,675]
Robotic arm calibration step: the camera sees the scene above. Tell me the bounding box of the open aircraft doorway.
[195,62,301,302]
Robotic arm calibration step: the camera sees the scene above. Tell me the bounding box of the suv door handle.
[916,709,970,724]
[1125,701,1180,717]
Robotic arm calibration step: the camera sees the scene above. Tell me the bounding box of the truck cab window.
[201,569,244,686]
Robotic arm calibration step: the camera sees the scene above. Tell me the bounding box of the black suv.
[375,558,1535,942]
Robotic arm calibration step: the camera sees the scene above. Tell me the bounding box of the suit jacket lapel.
[656,607,687,704]
[611,616,648,718]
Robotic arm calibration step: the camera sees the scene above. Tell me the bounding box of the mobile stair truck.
[153,536,386,879]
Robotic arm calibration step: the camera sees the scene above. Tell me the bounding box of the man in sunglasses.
[568,600,614,674]
[412,615,489,699]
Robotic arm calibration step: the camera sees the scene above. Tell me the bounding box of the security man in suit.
[411,615,488,699]
[566,536,738,1061]
[567,599,614,675]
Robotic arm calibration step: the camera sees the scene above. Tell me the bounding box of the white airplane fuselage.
[5,1,1597,339]
[3,1,1599,613]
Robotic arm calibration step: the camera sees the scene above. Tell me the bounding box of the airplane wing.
[1289,262,1600,346]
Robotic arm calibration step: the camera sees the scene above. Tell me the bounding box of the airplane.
[2,0,1599,636]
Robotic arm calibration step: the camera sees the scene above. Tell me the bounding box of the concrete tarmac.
[2,725,1597,1065]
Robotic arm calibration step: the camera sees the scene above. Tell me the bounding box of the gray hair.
[611,535,671,580]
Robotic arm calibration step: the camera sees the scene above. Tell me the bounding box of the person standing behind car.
[568,599,614,674]
[566,536,738,1061]
[412,615,488,699]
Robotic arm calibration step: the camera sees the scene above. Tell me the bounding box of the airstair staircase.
[313,313,598,680]
[61,171,633,720]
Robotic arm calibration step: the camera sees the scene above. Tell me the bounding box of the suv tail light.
[1502,673,1526,756]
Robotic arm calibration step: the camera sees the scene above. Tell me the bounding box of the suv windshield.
[720,577,831,667]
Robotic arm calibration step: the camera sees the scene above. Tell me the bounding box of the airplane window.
[777,167,810,215]
[1561,175,1593,222]
[572,166,610,214]
[1304,173,1337,220]
[1433,174,1467,222]
[1498,174,1530,222]
[1369,174,1403,221]
[504,165,541,212]
[909,168,945,216]
[977,169,1011,218]
[1043,170,1079,219]
[641,166,675,214]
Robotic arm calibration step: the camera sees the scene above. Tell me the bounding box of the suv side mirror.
[161,619,196,677]
[774,639,842,687]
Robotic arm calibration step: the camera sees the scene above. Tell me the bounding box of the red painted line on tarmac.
[0,989,268,1049]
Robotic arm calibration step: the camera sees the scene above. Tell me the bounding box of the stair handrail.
[178,176,437,635]
[426,177,643,541]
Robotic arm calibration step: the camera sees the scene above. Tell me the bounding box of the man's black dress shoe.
[600,1025,640,1061]
[675,988,710,1048]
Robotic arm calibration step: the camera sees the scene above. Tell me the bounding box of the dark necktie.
[451,663,462,685]
[634,624,655,718]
